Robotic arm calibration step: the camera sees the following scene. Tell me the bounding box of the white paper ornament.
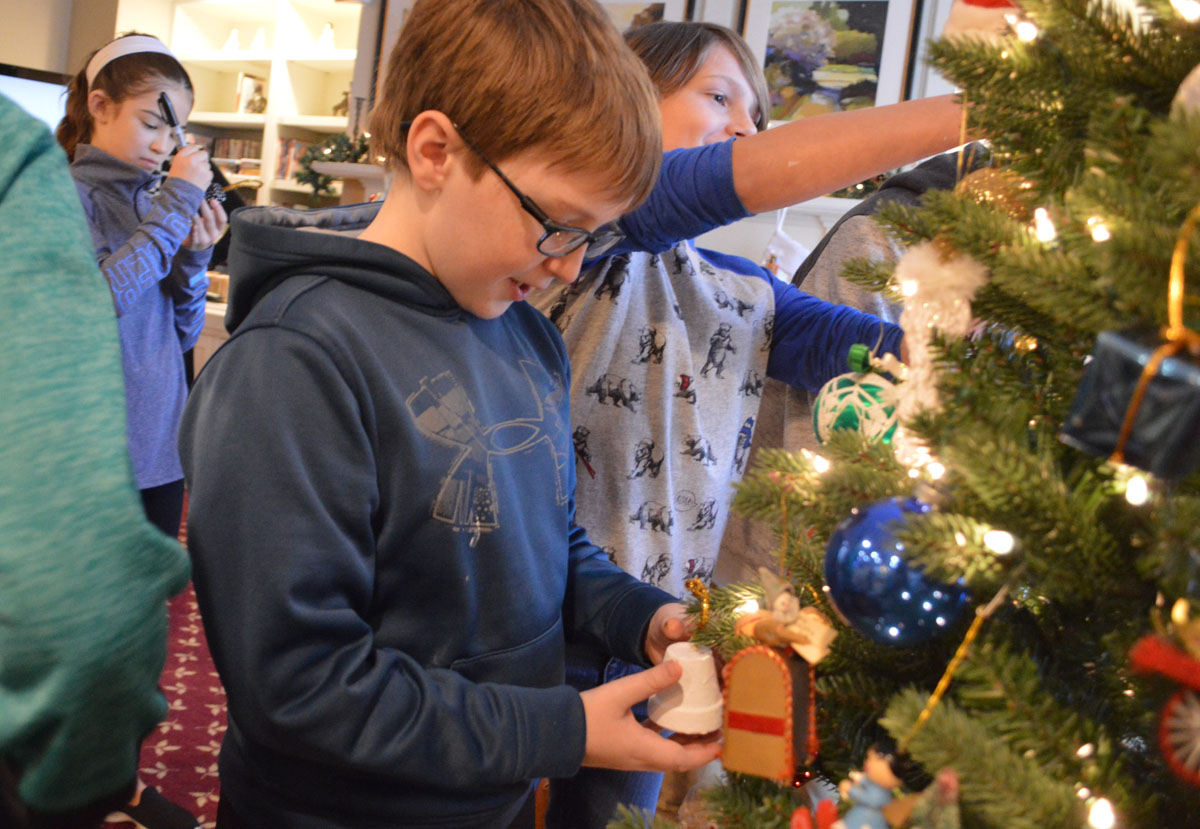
[891,241,988,422]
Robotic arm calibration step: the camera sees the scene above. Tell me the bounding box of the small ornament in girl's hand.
[204,182,227,204]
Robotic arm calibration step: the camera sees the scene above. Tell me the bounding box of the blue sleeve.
[564,509,677,665]
[766,280,904,392]
[606,140,751,257]
[170,247,211,352]
[84,178,205,317]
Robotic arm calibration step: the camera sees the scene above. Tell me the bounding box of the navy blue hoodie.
[179,201,674,828]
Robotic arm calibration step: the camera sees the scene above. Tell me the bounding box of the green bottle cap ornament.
[848,343,872,374]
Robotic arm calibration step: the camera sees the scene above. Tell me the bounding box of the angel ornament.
[736,567,838,664]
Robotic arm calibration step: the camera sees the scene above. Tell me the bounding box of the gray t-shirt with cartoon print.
[532,242,774,598]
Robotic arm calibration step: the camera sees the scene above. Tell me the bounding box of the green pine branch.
[881,690,1083,828]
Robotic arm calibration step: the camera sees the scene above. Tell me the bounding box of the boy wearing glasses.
[177,1,720,827]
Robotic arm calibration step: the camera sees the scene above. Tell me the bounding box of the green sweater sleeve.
[0,95,190,811]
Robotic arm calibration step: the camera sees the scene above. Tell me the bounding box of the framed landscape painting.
[743,0,915,125]
[599,1,688,31]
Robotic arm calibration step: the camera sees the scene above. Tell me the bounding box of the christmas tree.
[618,1,1200,826]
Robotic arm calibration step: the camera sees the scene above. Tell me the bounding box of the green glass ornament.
[812,344,898,444]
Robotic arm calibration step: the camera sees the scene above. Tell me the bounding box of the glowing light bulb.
[1034,207,1057,242]
[1076,743,1095,758]
[1015,20,1039,40]
[983,530,1015,555]
[801,449,831,474]
[926,461,946,480]
[900,278,919,297]
[1125,475,1149,506]
[954,531,968,547]
[1173,0,1200,21]
[1088,216,1111,242]
[1172,598,1191,627]
[735,598,761,617]
[1088,797,1115,829]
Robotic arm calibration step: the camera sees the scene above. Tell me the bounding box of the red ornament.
[1130,635,1200,786]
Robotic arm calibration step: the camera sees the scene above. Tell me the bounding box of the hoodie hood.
[225,200,460,332]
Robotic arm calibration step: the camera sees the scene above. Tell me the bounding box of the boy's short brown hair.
[371,0,662,207]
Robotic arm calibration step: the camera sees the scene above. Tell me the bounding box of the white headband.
[86,35,177,88]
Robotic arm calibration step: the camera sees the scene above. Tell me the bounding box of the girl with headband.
[57,32,223,829]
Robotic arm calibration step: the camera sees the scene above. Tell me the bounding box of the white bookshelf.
[122,0,363,206]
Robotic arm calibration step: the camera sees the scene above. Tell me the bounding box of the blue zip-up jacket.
[70,144,210,489]
[179,200,675,828]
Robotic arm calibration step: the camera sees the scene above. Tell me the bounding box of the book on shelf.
[185,132,215,153]
[275,138,314,181]
[210,138,263,161]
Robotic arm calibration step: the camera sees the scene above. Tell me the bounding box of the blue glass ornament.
[824,497,970,647]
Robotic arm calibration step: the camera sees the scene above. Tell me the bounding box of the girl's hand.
[168,143,213,191]
[183,199,228,251]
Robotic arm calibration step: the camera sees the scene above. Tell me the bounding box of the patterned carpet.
[107,498,226,829]
[108,585,226,828]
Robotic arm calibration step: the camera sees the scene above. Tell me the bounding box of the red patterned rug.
[108,504,225,828]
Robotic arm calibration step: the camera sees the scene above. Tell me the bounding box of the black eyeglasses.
[400,120,624,258]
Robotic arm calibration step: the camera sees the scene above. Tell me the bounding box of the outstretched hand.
[580,661,722,773]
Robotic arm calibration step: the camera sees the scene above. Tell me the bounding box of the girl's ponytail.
[55,66,92,162]
[54,33,192,163]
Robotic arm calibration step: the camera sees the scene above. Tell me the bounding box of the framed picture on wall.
[689,0,746,28]
[599,1,688,32]
[742,0,916,125]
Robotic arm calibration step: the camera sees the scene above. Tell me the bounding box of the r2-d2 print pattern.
[530,240,774,598]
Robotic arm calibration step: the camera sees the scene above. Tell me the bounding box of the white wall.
[0,0,73,73]
[113,0,172,42]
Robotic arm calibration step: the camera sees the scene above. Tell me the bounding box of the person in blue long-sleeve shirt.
[531,20,968,828]
[59,33,226,542]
